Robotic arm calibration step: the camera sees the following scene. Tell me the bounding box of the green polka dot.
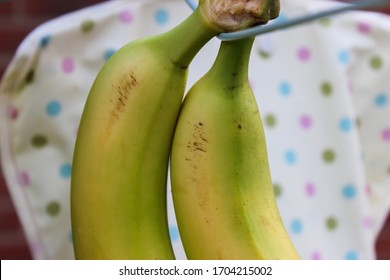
[258,50,271,59]
[319,17,331,27]
[321,81,333,96]
[81,20,95,33]
[265,114,277,127]
[46,201,60,216]
[322,149,336,163]
[355,118,362,129]
[326,217,338,230]
[273,183,282,197]
[25,69,35,84]
[370,56,383,69]
[31,135,48,148]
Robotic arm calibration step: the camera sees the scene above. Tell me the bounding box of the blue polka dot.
[291,219,303,234]
[279,81,291,97]
[339,117,353,132]
[59,163,72,178]
[40,35,51,48]
[46,100,62,116]
[342,184,357,199]
[104,48,116,60]
[155,9,169,25]
[345,250,359,260]
[338,50,349,64]
[169,225,180,241]
[374,93,388,107]
[285,150,297,165]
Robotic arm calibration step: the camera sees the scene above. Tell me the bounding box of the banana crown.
[200,0,280,31]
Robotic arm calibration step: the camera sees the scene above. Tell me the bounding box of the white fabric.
[1,0,390,260]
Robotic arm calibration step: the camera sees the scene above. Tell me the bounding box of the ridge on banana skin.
[170,37,300,260]
[71,0,281,260]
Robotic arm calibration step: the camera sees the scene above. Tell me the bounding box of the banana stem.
[158,7,222,68]
[209,37,255,89]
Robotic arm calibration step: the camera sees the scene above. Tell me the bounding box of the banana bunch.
[170,37,300,260]
[71,0,297,260]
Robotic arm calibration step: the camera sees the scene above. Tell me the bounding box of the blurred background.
[0,0,390,260]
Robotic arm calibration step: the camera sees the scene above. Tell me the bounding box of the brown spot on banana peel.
[115,71,138,112]
[108,71,138,125]
[187,140,207,153]
[188,121,209,154]
[171,59,188,70]
[98,71,139,145]
[195,147,206,153]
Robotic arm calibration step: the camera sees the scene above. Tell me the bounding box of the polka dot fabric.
[0,0,191,260]
[251,0,390,260]
[0,0,390,260]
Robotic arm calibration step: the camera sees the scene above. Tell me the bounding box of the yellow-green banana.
[170,37,300,260]
[71,0,277,260]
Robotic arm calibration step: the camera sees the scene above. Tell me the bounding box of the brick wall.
[1,0,390,260]
[0,0,106,260]
[377,215,390,259]
[0,0,104,77]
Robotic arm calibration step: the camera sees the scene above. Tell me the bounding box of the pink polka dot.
[61,57,75,74]
[29,241,44,257]
[7,105,18,120]
[363,216,373,229]
[311,251,322,260]
[382,128,390,142]
[300,115,312,129]
[348,81,354,94]
[305,182,316,197]
[17,171,30,187]
[119,10,134,23]
[365,183,372,196]
[357,22,371,34]
[297,47,311,62]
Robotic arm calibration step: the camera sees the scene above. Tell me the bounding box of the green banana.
[170,37,300,260]
[71,1,278,260]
